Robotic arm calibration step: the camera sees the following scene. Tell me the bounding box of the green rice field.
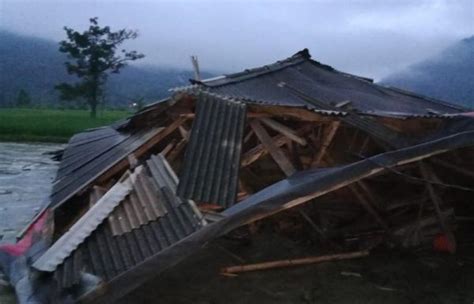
[0,108,130,142]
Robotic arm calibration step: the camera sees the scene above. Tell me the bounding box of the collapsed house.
[1,49,474,303]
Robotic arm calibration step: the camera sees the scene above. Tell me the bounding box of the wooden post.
[419,162,454,246]
[312,121,340,166]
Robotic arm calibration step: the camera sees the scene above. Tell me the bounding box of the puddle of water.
[0,142,63,244]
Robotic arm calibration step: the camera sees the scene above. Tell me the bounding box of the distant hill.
[382,37,474,109]
[0,31,213,108]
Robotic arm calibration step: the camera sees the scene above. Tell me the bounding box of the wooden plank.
[243,130,254,144]
[260,118,307,146]
[241,134,291,167]
[178,126,189,140]
[419,163,452,236]
[359,136,371,155]
[97,117,186,183]
[221,250,369,274]
[349,186,389,230]
[241,149,450,226]
[312,121,341,166]
[430,158,474,179]
[250,120,296,176]
[242,125,312,167]
[161,139,177,157]
[167,138,187,162]
[356,181,380,208]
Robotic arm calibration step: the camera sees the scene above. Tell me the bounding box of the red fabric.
[0,210,48,257]
[433,233,456,254]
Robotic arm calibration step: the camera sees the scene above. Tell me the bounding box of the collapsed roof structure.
[1,49,474,304]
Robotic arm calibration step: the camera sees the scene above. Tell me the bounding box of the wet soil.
[0,142,62,304]
[0,142,62,244]
[119,232,474,304]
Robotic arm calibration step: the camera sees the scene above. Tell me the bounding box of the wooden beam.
[161,139,177,157]
[241,149,450,226]
[243,129,254,144]
[221,250,369,274]
[349,185,389,230]
[178,126,189,140]
[97,117,187,184]
[260,118,307,146]
[241,134,291,167]
[359,136,371,155]
[356,181,380,208]
[250,120,296,176]
[430,158,474,179]
[242,125,313,167]
[419,163,450,234]
[167,138,187,162]
[312,121,341,166]
[248,105,337,122]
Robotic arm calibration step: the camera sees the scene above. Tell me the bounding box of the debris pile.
[1,49,473,304]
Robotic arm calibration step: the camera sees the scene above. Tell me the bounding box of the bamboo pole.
[221,250,369,274]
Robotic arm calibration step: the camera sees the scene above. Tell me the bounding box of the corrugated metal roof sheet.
[177,93,247,208]
[33,178,133,272]
[36,154,204,277]
[36,155,205,291]
[108,154,202,235]
[171,49,465,117]
[50,126,164,209]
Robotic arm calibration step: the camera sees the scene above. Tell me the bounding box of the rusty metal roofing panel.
[177,93,247,208]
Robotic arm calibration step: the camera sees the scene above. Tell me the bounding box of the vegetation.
[56,17,144,118]
[0,108,129,142]
[16,89,32,107]
[0,30,213,108]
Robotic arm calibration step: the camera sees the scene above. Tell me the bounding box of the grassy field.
[0,108,130,143]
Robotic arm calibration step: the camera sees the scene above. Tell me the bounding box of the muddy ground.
[0,142,62,304]
[0,143,473,304]
[119,229,474,304]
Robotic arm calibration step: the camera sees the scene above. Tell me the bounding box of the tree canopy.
[56,17,144,117]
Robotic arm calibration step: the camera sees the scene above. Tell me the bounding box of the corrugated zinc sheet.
[172,49,465,117]
[50,126,164,209]
[177,93,247,208]
[108,154,200,235]
[49,154,205,290]
[33,177,134,272]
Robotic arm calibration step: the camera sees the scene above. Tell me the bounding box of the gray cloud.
[1,0,473,79]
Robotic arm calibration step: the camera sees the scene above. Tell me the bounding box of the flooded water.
[0,142,63,244]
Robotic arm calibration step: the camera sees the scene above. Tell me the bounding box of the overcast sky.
[1,0,473,79]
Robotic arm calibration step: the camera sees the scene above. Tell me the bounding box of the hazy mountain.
[0,31,213,108]
[382,37,474,109]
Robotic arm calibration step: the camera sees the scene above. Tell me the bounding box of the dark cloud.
[1,0,473,79]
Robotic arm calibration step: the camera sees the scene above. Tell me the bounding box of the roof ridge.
[190,48,312,87]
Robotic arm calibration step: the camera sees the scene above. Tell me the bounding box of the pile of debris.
[1,49,473,304]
